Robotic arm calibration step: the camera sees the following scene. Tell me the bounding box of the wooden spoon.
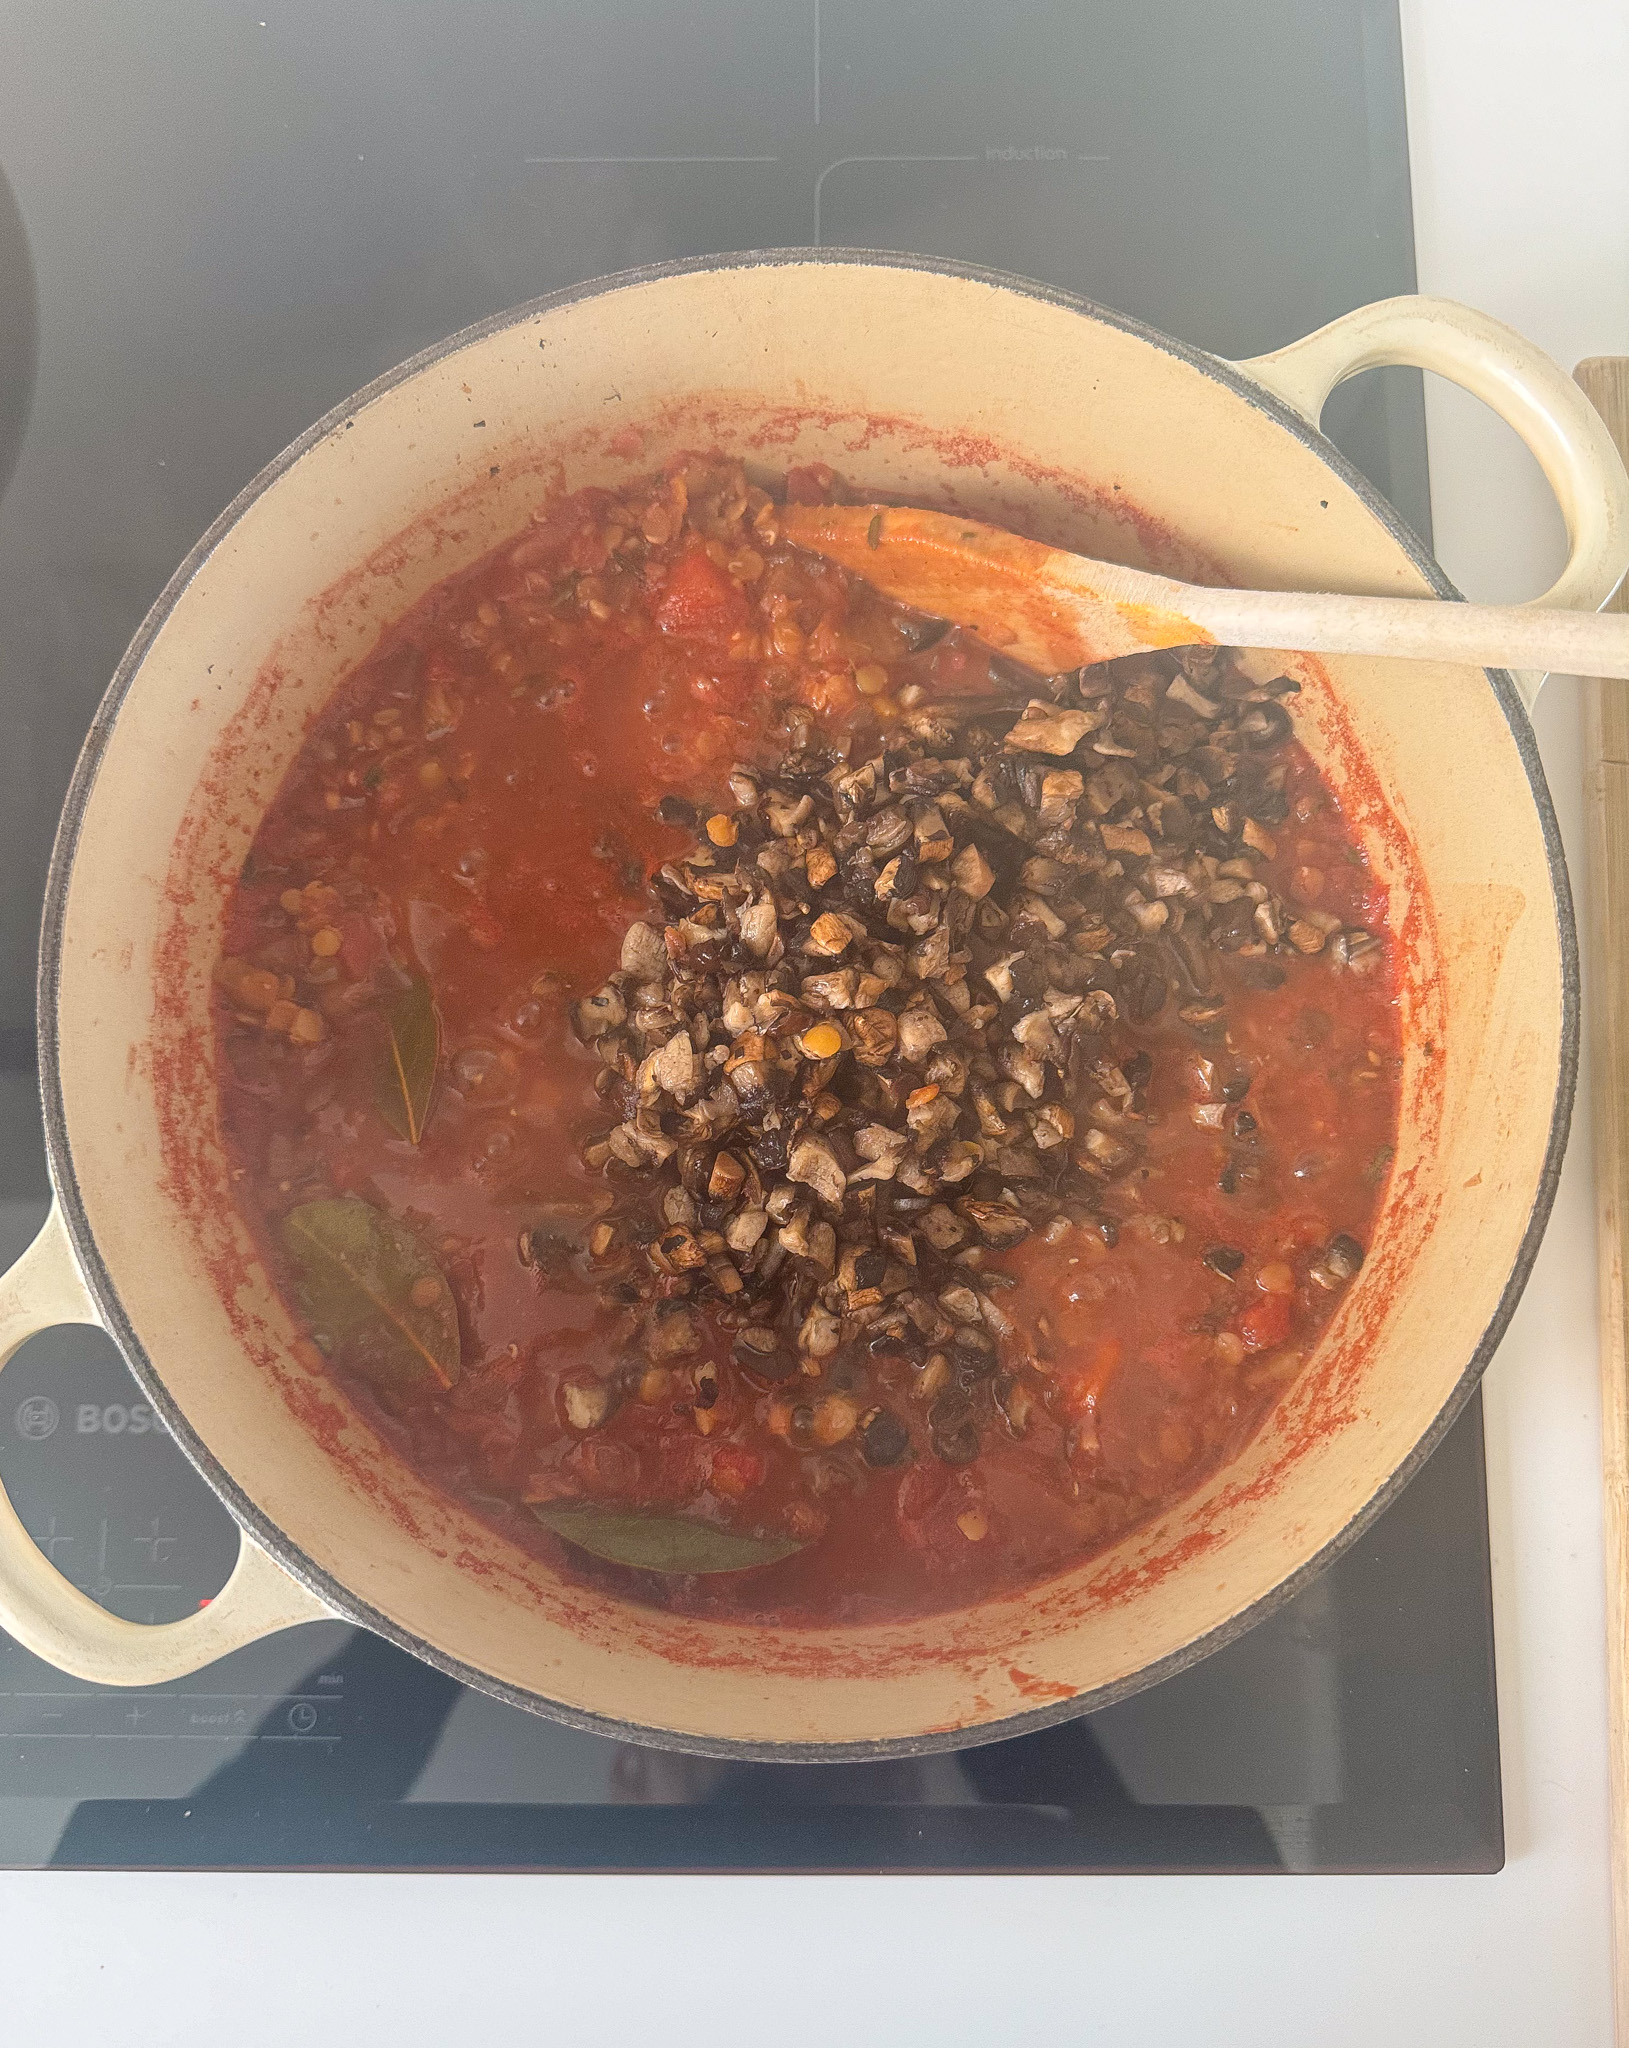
[781,502,1629,679]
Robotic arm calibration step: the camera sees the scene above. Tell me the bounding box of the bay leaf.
[531,1502,804,1575]
[282,1197,460,1390]
[375,976,440,1144]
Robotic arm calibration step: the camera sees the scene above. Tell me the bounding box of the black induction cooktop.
[0,0,1502,1872]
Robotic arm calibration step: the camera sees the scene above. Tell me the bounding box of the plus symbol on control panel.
[36,1516,74,1564]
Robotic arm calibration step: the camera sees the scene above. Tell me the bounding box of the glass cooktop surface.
[0,0,1501,1872]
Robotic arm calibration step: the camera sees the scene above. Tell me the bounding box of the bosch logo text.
[76,1403,164,1436]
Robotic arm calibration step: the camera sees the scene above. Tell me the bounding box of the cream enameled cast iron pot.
[1,254,1625,1759]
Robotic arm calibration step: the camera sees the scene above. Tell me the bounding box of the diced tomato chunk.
[464,903,503,950]
[783,463,835,505]
[709,1442,765,1498]
[896,1460,985,1563]
[1238,1292,1293,1352]
[574,1437,638,1497]
[896,1458,949,1531]
[1058,1337,1122,1419]
[653,545,749,643]
[804,670,860,720]
[645,1431,711,1504]
[338,914,385,981]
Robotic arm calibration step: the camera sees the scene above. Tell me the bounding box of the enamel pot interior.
[42,255,1572,1757]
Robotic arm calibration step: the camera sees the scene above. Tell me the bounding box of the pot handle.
[0,1203,332,1684]
[1233,294,1629,706]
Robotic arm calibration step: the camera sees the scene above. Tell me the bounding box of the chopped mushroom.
[951,841,996,899]
[806,911,854,957]
[1166,673,1221,719]
[896,999,948,1062]
[1004,700,1100,755]
[620,922,668,979]
[575,984,626,1038]
[914,805,954,862]
[959,1199,1033,1249]
[650,1029,698,1100]
[724,1205,769,1252]
[643,1306,702,1360]
[849,1010,899,1064]
[788,1133,848,1207]
[737,900,779,957]
[799,1307,843,1357]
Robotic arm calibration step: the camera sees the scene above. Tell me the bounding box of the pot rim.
[34,247,1580,1762]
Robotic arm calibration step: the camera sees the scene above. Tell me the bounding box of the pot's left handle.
[0,1204,332,1684]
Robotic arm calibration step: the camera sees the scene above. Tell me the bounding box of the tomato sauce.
[215,456,1400,1625]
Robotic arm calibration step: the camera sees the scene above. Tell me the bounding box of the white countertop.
[6,2,1629,2040]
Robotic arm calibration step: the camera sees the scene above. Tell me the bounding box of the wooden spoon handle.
[783,502,1629,680]
[1177,582,1629,678]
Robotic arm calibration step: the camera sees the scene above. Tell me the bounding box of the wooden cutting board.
[1576,353,1629,2045]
